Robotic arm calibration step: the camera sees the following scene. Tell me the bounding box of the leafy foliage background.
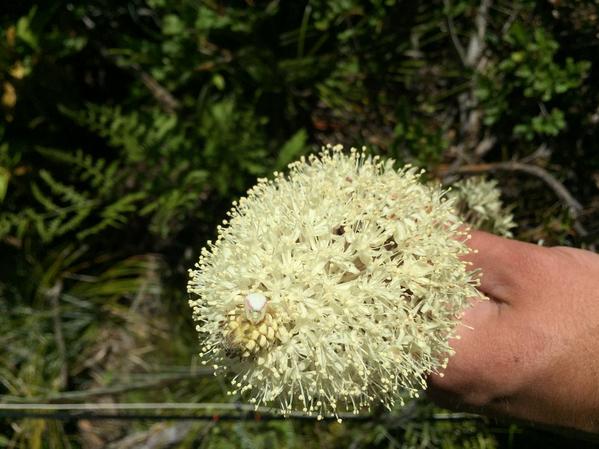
[1,0,598,448]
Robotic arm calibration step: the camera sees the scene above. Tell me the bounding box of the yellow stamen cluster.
[224,308,288,359]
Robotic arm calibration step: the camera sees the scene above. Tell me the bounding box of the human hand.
[427,231,599,433]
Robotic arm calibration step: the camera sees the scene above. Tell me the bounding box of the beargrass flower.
[447,176,515,237]
[188,145,484,420]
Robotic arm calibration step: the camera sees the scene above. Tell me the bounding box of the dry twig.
[135,68,181,114]
[444,0,467,66]
[0,371,212,404]
[100,48,181,114]
[441,161,589,238]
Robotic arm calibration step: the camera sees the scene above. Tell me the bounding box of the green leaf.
[212,74,226,91]
[162,14,185,35]
[15,7,39,50]
[0,167,9,202]
[275,129,308,170]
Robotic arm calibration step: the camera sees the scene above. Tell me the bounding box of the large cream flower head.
[188,145,483,420]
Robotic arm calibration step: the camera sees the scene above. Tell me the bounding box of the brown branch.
[445,0,492,69]
[444,0,466,66]
[466,0,492,68]
[0,402,374,421]
[441,161,589,237]
[0,371,212,403]
[473,135,496,157]
[100,49,181,114]
[136,69,181,114]
[449,0,493,166]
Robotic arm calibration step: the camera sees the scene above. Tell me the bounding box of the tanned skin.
[427,231,599,433]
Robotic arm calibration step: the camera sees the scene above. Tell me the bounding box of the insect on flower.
[244,292,268,324]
